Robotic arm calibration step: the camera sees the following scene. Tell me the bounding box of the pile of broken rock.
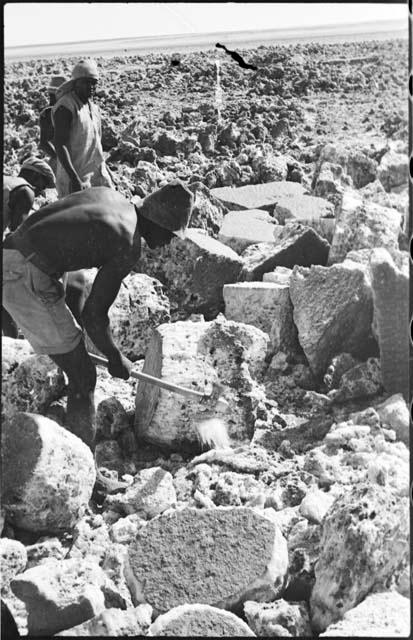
[2,39,410,638]
[1,169,409,637]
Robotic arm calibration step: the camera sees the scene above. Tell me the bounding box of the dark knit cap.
[140,180,193,238]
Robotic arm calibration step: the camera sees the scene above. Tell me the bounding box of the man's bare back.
[4,187,140,273]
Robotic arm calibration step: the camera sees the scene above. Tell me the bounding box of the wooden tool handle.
[89,352,206,401]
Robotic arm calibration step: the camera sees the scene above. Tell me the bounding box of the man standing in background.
[39,75,67,175]
[52,59,114,197]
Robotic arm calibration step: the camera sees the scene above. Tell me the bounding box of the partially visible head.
[47,75,66,105]
[137,180,194,249]
[19,157,56,195]
[56,59,99,102]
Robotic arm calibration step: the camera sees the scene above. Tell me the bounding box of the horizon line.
[5,18,406,51]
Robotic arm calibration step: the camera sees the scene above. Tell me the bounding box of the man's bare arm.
[39,112,56,157]
[8,187,35,231]
[81,251,139,378]
[53,106,85,192]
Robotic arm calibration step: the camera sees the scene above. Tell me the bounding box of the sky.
[4,2,407,48]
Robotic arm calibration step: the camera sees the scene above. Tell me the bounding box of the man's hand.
[108,351,132,380]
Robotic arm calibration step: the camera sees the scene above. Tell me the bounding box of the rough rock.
[95,439,125,475]
[11,558,127,636]
[290,261,377,378]
[95,396,132,440]
[323,352,359,390]
[57,604,152,636]
[148,603,255,636]
[298,487,335,524]
[68,514,112,563]
[244,599,312,637]
[241,223,330,281]
[285,519,322,601]
[263,266,293,284]
[328,357,382,402]
[328,190,402,265]
[138,230,244,319]
[187,181,227,236]
[223,282,299,353]
[126,507,288,614]
[105,467,177,519]
[310,484,409,632]
[101,543,134,607]
[25,537,66,569]
[218,209,278,254]
[319,591,410,637]
[135,318,269,451]
[376,394,409,445]
[211,181,305,212]
[1,413,95,533]
[377,150,408,191]
[2,354,66,422]
[0,539,27,595]
[275,193,334,225]
[1,337,34,373]
[370,248,409,399]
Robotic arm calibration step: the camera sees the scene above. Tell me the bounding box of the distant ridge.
[5,19,406,61]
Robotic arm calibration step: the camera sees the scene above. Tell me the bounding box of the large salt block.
[126,507,288,615]
[134,318,269,451]
[11,558,126,635]
[370,248,409,400]
[290,261,377,378]
[223,282,298,353]
[1,413,95,533]
[211,181,305,211]
[241,223,329,281]
[218,209,278,254]
[310,484,409,632]
[328,190,402,265]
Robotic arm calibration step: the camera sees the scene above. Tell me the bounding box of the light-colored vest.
[52,91,105,184]
[3,176,31,231]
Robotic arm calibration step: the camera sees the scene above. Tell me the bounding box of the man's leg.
[49,339,127,496]
[2,307,19,338]
[49,339,96,448]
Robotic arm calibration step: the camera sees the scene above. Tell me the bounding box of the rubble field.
[2,37,410,637]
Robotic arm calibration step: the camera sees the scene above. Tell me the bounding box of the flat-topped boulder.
[218,209,279,254]
[223,282,298,353]
[11,558,126,636]
[2,413,95,533]
[148,604,255,636]
[134,318,269,450]
[319,591,410,637]
[241,224,330,281]
[275,193,334,224]
[138,229,244,319]
[126,507,288,615]
[310,484,409,632]
[290,262,376,378]
[328,190,402,265]
[211,181,305,212]
[370,248,409,400]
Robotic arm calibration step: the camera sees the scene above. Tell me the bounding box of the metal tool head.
[200,382,229,414]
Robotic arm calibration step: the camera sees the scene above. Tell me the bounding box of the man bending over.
[3,181,193,495]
